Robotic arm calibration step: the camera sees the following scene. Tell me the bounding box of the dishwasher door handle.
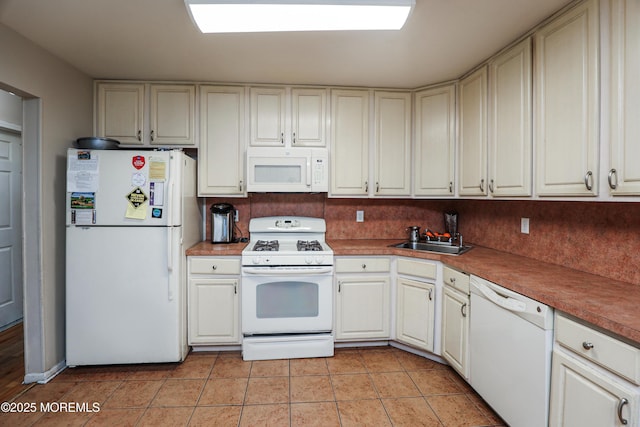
[474,280,526,312]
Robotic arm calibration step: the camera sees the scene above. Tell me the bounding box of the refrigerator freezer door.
[66,226,186,365]
[66,149,183,226]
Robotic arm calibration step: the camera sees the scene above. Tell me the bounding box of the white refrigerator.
[65,148,201,366]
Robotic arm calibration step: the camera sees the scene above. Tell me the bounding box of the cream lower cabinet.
[550,314,640,427]
[335,257,390,340]
[198,86,246,196]
[188,257,240,345]
[534,0,599,196]
[395,259,438,352]
[441,265,470,380]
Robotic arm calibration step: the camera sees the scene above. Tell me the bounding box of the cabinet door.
[95,83,145,145]
[250,87,286,146]
[198,86,246,196]
[609,0,640,195]
[292,88,327,147]
[188,278,239,344]
[535,0,599,196]
[330,89,370,196]
[149,84,196,146]
[335,275,390,340]
[414,85,456,197]
[374,91,411,196]
[441,286,470,379]
[458,66,488,196]
[550,350,638,427]
[489,38,532,197]
[396,277,435,352]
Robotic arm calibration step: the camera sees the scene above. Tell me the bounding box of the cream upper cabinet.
[534,0,599,197]
[330,89,370,196]
[458,66,488,196]
[291,88,327,147]
[95,82,145,145]
[609,0,640,196]
[250,87,286,146]
[413,84,456,197]
[374,91,412,196]
[96,82,196,147]
[488,38,533,197]
[198,86,246,196]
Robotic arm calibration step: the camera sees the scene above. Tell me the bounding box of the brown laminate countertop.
[185,239,640,347]
[328,239,640,347]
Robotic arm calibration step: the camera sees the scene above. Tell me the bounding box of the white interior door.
[0,129,23,329]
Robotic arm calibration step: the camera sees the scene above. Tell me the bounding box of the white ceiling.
[0,0,574,89]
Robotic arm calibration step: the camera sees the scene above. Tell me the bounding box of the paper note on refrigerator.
[67,151,99,192]
[149,159,166,180]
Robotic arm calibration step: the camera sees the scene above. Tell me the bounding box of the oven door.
[241,266,333,335]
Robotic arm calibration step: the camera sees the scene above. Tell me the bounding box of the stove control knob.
[315,256,324,264]
[305,256,313,264]
[252,256,261,264]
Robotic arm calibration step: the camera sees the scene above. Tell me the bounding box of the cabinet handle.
[461,303,467,317]
[618,398,629,425]
[449,277,456,284]
[376,182,379,193]
[212,265,217,270]
[137,130,142,141]
[449,181,453,193]
[280,132,284,144]
[364,181,368,193]
[489,179,494,193]
[608,169,618,190]
[584,171,593,191]
[582,341,594,350]
[234,283,237,294]
[338,281,341,292]
[150,130,155,142]
[239,180,243,192]
[361,264,367,270]
[479,179,485,192]
[292,132,296,144]
[428,289,433,301]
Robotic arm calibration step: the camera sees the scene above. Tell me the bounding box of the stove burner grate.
[253,240,279,251]
[297,240,323,251]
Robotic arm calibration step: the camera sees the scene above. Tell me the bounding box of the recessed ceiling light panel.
[185,0,415,33]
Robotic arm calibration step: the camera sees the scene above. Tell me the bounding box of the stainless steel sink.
[391,241,473,255]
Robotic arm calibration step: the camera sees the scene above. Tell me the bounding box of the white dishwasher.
[470,275,554,427]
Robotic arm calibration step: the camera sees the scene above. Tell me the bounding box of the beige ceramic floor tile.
[198,377,248,406]
[137,406,194,427]
[427,394,491,427]
[210,357,252,378]
[382,397,443,427]
[331,374,378,401]
[290,375,334,402]
[361,351,403,372]
[337,399,392,426]
[370,371,421,398]
[151,379,205,407]
[189,406,242,427]
[291,401,341,427]
[326,352,367,375]
[168,357,215,379]
[290,357,329,376]
[84,408,145,426]
[244,377,289,405]
[408,369,463,396]
[29,410,93,426]
[15,381,78,404]
[61,381,121,405]
[102,380,163,409]
[250,359,289,377]
[239,403,289,427]
[394,351,447,371]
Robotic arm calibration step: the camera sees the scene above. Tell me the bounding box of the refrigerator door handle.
[167,227,174,301]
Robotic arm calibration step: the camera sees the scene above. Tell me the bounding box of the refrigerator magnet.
[132,155,145,170]
[149,182,164,206]
[152,208,163,218]
[149,159,166,180]
[131,172,146,187]
[125,187,148,209]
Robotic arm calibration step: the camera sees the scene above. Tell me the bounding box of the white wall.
[0,23,93,380]
[0,89,22,128]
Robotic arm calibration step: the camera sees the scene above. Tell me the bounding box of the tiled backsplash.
[205,195,640,286]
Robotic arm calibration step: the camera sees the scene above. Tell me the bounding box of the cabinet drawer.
[556,314,640,385]
[397,258,437,280]
[443,265,470,294]
[335,257,390,273]
[189,257,240,275]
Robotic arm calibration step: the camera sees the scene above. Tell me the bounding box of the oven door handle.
[242,267,334,275]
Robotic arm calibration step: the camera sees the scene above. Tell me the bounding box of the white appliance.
[241,216,334,361]
[65,148,201,366]
[246,147,329,192]
[469,275,554,427]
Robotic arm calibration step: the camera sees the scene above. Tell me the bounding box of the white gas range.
[241,216,335,361]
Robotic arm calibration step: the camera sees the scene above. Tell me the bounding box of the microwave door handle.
[306,158,311,187]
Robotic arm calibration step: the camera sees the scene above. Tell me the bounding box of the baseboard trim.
[24,360,66,384]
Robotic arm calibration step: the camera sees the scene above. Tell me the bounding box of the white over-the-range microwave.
[246,147,329,193]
